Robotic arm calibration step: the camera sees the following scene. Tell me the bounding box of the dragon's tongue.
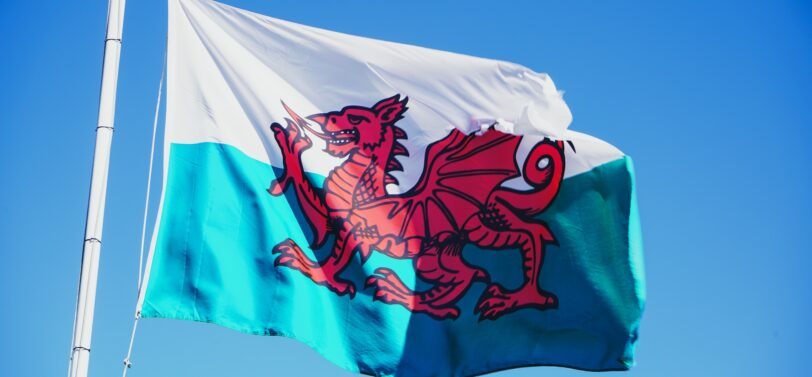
[300,122,330,140]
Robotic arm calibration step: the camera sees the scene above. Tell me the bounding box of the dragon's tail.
[492,139,566,217]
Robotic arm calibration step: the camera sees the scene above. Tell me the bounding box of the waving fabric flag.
[138,0,646,375]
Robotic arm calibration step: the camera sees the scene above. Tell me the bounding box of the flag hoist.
[68,0,126,376]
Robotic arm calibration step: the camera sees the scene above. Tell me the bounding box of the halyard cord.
[121,48,165,377]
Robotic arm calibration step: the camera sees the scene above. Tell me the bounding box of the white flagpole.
[69,0,126,376]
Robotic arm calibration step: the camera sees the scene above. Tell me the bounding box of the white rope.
[137,52,166,292]
[122,49,166,377]
[121,317,139,375]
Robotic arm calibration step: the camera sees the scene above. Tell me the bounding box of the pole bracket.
[85,237,102,245]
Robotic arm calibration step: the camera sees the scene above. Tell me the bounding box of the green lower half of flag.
[141,142,645,376]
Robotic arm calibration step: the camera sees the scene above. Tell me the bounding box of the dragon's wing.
[354,129,522,241]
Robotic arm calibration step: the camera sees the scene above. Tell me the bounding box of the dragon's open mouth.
[297,119,358,145]
[326,129,358,145]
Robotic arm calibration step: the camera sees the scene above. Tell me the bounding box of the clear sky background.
[1,0,810,376]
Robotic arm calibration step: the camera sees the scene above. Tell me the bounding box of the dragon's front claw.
[268,120,312,198]
[270,122,292,153]
[272,120,311,155]
[267,177,289,196]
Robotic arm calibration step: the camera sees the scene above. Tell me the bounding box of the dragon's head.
[297,95,409,158]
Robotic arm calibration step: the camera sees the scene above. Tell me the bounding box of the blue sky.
[1,0,810,376]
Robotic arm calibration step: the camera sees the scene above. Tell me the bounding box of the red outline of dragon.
[268,95,566,320]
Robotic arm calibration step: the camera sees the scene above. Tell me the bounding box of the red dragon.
[268,95,566,320]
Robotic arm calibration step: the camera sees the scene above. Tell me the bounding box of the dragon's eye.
[347,114,368,125]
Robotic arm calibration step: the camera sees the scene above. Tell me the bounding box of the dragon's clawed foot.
[366,268,460,320]
[475,283,557,321]
[273,239,356,297]
[365,268,411,295]
[273,239,318,270]
[370,287,460,320]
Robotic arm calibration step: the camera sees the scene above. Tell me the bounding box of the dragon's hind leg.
[274,223,360,297]
[463,202,558,320]
[365,237,488,320]
[365,267,461,320]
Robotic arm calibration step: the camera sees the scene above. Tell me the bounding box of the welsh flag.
[139,0,646,375]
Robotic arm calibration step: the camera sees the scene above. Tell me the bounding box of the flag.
[138,0,646,375]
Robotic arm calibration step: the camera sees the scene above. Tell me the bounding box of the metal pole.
[69,0,126,376]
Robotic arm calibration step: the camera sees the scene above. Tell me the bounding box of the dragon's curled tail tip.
[522,141,565,188]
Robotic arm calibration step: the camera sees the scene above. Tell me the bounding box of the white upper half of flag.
[166,0,625,186]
